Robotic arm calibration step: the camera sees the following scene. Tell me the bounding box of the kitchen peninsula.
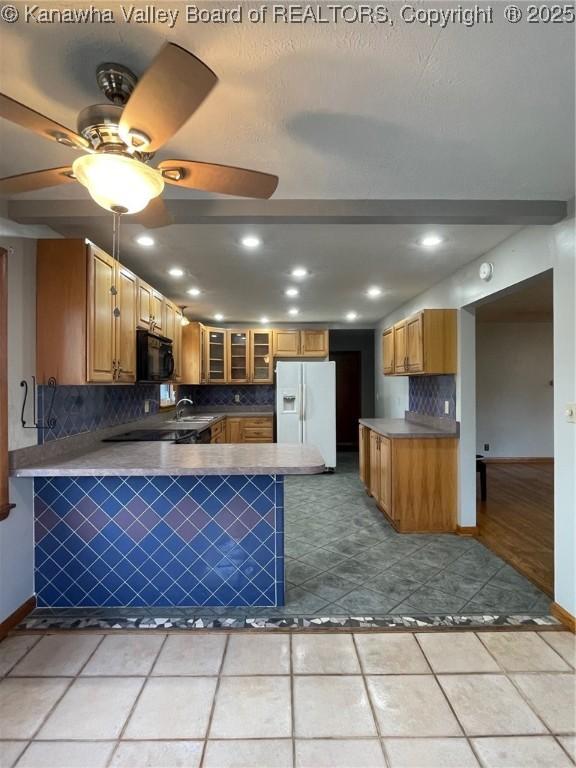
[11,442,324,609]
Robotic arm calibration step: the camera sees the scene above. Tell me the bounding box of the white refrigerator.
[275,361,336,470]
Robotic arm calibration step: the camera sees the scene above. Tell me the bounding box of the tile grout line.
[289,633,296,767]
[199,633,230,766]
[1,635,43,678]
[350,633,390,767]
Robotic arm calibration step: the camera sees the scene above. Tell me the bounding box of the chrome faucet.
[175,398,194,421]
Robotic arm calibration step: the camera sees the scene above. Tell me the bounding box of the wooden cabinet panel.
[173,309,183,381]
[301,330,328,357]
[137,280,153,329]
[250,330,273,383]
[115,264,137,383]
[369,430,381,500]
[164,302,176,342]
[273,330,300,357]
[393,321,408,374]
[382,328,395,375]
[210,419,226,443]
[406,313,424,373]
[378,436,392,517]
[151,290,164,334]
[227,330,250,383]
[359,425,370,490]
[87,245,115,383]
[180,322,201,384]
[227,417,242,443]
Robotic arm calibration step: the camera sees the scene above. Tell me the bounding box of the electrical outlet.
[144,400,150,414]
[234,393,240,404]
[484,443,490,452]
[444,400,450,415]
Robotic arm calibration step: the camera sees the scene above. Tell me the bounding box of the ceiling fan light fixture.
[72,153,164,214]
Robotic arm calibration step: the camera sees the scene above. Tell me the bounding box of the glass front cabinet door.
[227,330,250,383]
[207,328,227,383]
[250,330,273,383]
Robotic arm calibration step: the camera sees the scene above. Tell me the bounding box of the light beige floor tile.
[558,735,576,761]
[37,677,143,740]
[479,632,571,672]
[223,635,290,675]
[367,675,461,737]
[416,632,499,673]
[471,736,573,767]
[0,636,40,676]
[355,634,429,674]
[293,634,360,674]
[204,740,293,768]
[0,741,28,768]
[210,676,291,738]
[15,741,115,767]
[0,678,69,739]
[294,676,376,738]
[438,674,547,736]
[151,634,226,676]
[124,677,216,739]
[539,632,576,668]
[110,740,203,768]
[296,739,385,767]
[81,634,164,676]
[512,673,576,733]
[9,635,102,677]
[384,737,479,767]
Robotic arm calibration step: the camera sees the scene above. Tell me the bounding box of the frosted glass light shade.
[72,154,164,214]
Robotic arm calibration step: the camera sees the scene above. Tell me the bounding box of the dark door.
[331,350,362,450]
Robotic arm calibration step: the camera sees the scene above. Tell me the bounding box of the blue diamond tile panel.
[34,475,284,608]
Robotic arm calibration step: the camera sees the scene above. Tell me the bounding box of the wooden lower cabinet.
[210,419,226,444]
[225,416,273,444]
[362,428,457,532]
[358,425,371,490]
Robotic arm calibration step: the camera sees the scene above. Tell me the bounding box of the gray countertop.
[10,442,324,477]
[359,418,458,439]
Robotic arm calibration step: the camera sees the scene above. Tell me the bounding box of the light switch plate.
[444,400,450,415]
[566,403,576,423]
[144,399,150,414]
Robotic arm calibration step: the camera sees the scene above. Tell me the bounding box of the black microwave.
[136,330,174,382]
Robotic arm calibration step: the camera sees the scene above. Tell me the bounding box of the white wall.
[375,218,576,617]
[2,237,38,450]
[476,322,554,458]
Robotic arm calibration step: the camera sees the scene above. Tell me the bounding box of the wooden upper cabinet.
[273,330,300,357]
[393,321,408,374]
[137,280,153,330]
[227,330,250,383]
[173,308,183,381]
[406,313,424,373]
[273,329,329,358]
[301,329,328,357]
[115,264,137,383]
[250,330,273,383]
[87,244,116,383]
[180,321,202,385]
[164,301,176,342]
[207,327,227,383]
[382,327,394,374]
[151,290,164,334]
[387,309,456,376]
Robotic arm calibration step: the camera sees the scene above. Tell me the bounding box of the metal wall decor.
[20,376,57,430]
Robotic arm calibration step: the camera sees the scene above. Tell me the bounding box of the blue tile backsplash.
[177,385,275,408]
[34,474,284,607]
[409,375,456,419]
[37,384,161,443]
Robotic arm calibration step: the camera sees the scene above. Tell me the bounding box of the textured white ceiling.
[60,220,521,323]
[0,8,574,200]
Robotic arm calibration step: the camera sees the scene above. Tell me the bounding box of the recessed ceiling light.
[168,267,184,278]
[345,311,358,321]
[285,287,299,297]
[367,287,382,298]
[214,313,224,321]
[291,267,308,278]
[260,316,269,324]
[288,307,299,316]
[420,234,443,248]
[136,235,154,247]
[187,287,201,297]
[241,235,261,249]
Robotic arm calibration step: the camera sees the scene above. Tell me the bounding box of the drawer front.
[243,417,273,429]
[243,436,273,443]
[242,427,273,439]
[211,420,225,438]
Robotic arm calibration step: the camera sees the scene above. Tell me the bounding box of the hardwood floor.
[477,461,554,597]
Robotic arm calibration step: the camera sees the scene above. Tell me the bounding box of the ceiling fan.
[0,43,279,228]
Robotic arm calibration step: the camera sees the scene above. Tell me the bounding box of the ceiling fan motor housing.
[77,103,153,161]
[96,63,137,105]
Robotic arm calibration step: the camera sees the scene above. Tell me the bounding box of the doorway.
[474,271,554,596]
[331,350,362,450]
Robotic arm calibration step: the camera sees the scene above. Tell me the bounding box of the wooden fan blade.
[0,93,89,150]
[134,196,174,229]
[157,160,279,199]
[0,167,76,195]
[119,43,218,153]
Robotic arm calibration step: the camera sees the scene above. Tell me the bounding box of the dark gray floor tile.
[283,586,331,614]
[463,583,545,613]
[296,548,350,571]
[395,585,469,613]
[323,557,389,585]
[333,587,398,613]
[299,572,358,603]
[486,564,545,596]
[285,560,322,585]
[378,558,444,584]
[448,547,506,576]
[425,570,488,599]
[285,539,318,558]
[367,573,423,604]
